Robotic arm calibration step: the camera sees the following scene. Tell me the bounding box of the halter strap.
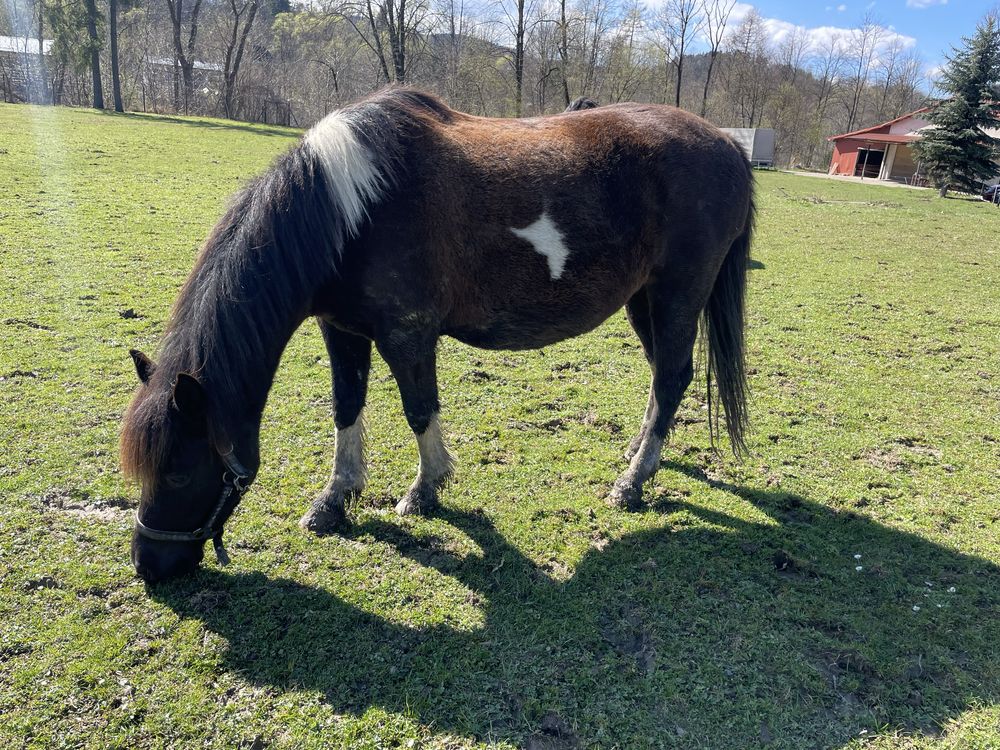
[134,448,253,565]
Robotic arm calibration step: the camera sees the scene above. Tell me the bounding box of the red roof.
[828,106,932,142]
[835,132,920,144]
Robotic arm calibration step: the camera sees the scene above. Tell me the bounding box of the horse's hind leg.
[624,287,655,461]
[610,278,700,510]
[378,335,454,516]
[300,321,371,535]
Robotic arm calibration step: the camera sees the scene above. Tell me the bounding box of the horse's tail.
[703,191,754,456]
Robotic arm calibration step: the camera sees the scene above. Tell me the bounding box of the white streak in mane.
[510,209,571,280]
[305,111,385,239]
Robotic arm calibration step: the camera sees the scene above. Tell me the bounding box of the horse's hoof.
[608,480,644,511]
[299,498,348,536]
[395,486,438,516]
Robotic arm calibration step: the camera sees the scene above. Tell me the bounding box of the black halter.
[133,448,253,566]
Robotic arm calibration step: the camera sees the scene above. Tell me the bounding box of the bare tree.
[776,24,809,86]
[383,0,409,80]
[842,12,883,132]
[577,0,612,102]
[342,0,428,83]
[557,0,570,107]
[888,49,924,117]
[510,0,525,113]
[165,0,205,112]
[803,32,847,165]
[651,0,700,107]
[699,0,734,116]
[812,32,846,124]
[220,0,259,117]
[722,8,771,127]
[109,0,123,111]
[604,0,645,103]
[873,35,911,121]
[83,0,104,108]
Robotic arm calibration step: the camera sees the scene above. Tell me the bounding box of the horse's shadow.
[152,465,999,748]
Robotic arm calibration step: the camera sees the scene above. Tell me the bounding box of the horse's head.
[122,349,255,583]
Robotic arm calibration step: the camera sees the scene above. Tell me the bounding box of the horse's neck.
[170,141,350,430]
[168,243,318,433]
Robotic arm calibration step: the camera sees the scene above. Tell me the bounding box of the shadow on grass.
[93,110,298,138]
[151,467,999,749]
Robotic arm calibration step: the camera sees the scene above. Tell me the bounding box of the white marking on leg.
[416,413,454,486]
[629,431,664,484]
[304,112,385,238]
[330,417,366,491]
[510,209,571,280]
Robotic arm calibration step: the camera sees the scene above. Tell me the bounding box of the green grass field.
[1,103,999,750]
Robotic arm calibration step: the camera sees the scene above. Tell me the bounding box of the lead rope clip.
[212,532,231,566]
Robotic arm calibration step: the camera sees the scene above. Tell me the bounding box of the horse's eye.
[164,473,191,488]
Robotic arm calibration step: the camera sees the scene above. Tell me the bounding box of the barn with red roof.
[827,107,934,184]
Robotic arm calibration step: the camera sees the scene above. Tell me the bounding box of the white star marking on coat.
[510,209,570,280]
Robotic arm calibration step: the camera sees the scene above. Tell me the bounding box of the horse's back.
[326,91,752,351]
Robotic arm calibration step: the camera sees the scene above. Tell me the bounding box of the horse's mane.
[121,87,448,486]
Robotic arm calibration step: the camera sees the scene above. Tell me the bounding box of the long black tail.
[704,194,755,455]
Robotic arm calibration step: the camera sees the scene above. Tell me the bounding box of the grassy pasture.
[0,103,999,749]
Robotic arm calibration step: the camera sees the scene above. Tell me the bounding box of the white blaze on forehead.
[510,210,570,280]
[304,111,384,238]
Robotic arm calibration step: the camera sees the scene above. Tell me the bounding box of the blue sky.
[739,0,993,80]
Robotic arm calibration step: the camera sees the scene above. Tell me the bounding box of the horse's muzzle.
[131,532,205,583]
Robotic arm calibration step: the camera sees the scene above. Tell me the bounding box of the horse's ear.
[129,349,156,384]
[172,373,206,420]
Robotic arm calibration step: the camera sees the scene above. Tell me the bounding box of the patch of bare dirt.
[39,488,131,522]
[0,369,40,381]
[577,409,622,434]
[601,603,656,675]
[525,712,580,750]
[862,448,907,472]
[3,317,54,331]
[189,589,231,614]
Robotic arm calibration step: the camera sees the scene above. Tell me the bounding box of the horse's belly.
[445,289,633,351]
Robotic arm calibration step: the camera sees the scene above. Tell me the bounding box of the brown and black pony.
[121,87,755,582]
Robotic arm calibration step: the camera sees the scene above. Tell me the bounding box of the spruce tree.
[913,13,1000,197]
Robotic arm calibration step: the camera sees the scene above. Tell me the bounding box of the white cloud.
[906,0,947,7]
[725,2,916,55]
[837,3,847,11]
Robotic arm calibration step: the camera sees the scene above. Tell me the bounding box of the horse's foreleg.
[380,336,454,516]
[611,284,700,510]
[300,321,371,535]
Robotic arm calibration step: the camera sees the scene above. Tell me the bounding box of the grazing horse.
[566,97,600,111]
[121,87,754,583]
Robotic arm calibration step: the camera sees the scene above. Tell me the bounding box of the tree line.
[1,0,929,168]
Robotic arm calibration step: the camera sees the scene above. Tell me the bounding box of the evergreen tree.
[914,13,1000,197]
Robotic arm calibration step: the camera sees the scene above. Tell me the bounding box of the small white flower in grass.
[924,581,933,587]
[855,566,863,572]
[948,586,956,593]
[912,605,921,612]
[853,554,862,560]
